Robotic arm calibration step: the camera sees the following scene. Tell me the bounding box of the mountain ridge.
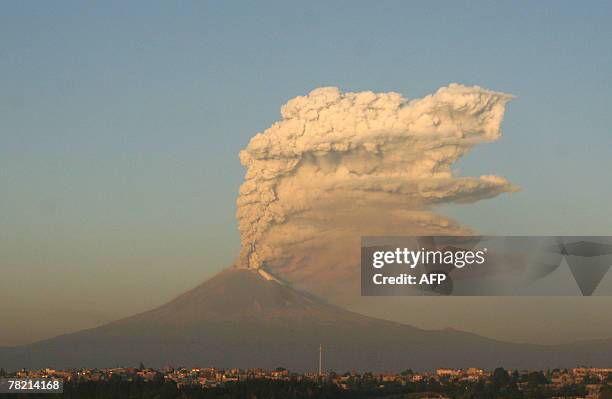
[1,268,611,372]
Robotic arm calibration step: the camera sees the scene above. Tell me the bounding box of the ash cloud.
[236,84,518,289]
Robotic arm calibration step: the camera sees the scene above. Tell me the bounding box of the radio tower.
[318,344,323,376]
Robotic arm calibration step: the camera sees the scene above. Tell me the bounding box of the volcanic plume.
[236,84,518,296]
[4,85,612,372]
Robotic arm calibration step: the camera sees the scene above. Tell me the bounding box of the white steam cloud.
[236,84,518,287]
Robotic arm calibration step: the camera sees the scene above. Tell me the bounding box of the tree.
[138,362,145,371]
[600,385,612,399]
[527,371,548,387]
[152,372,165,386]
[491,367,510,387]
[582,374,599,384]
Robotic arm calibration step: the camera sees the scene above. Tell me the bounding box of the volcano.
[1,268,611,371]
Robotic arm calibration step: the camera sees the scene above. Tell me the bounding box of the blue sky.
[1,1,611,344]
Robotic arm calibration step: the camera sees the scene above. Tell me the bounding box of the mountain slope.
[1,268,611,372]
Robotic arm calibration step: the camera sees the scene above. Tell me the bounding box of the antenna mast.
[318,344,323,376]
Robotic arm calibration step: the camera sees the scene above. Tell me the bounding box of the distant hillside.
[1,268,611,372]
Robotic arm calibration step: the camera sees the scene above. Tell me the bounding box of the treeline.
[1,377,343,399]
[1,367,610,399]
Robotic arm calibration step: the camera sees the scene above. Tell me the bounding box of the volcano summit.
[2,267,611,372]
[2,85,611,372]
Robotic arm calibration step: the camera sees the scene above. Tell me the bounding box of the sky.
[1,1,612,346]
